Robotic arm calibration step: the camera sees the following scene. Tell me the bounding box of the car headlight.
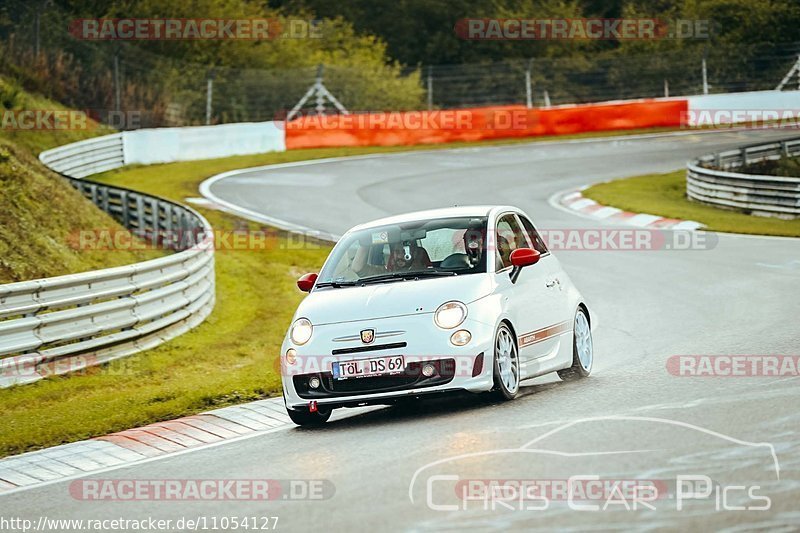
[290,318,313,345]
[434,301,467,329]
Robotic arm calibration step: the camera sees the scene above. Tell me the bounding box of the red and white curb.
[557,188,704,231]
[0,398,291,494]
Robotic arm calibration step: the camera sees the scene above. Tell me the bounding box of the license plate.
[332,355,405,380]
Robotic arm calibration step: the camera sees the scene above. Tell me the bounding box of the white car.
[281,206,593,426]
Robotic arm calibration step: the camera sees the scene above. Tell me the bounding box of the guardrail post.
[741,147,748,166]
[179,212,187,250]
[120,191,130,227]
[101,187,109,213]
[164,203,172,234]
[148,197,159,244]
[135,195,145,234]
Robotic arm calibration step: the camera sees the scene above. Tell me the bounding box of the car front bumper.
[280,313,496,410]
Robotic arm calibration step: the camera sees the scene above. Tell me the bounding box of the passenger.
[386,241,432,272]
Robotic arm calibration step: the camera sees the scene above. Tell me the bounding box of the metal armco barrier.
[39,133,126,178]
[687,137,800,218]
[0,135,215,388]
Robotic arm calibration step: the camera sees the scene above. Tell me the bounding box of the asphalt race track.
[6,129,800,530]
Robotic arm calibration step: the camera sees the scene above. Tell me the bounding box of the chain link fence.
[2,0,799,129]
[418,44,800,110]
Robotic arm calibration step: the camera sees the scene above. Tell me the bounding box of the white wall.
[123,121,285,165]
[685,90,800,125]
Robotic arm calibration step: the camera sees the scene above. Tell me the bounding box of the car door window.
[518,215,548,254]
[495,214,527,270]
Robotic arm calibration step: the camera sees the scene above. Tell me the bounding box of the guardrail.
[39,133,126,178]
[0,135,215,388]
[687,137,800,219]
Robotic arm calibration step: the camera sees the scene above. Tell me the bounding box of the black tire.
[558,307,593,381]
[286,405,332,426]
[492,323,520,400]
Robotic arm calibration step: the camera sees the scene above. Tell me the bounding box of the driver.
[386,240,431,272]
[463,228,485,267]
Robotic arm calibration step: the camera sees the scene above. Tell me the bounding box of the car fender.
[466,293,518,363]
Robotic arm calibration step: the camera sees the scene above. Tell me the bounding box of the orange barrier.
[284,99,688,150]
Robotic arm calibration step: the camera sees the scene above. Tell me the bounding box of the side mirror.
[297,273,318,292]
[509,248,540,283]
[510,248,540,267]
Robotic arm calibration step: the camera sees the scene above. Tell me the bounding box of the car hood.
[297,274,494,325]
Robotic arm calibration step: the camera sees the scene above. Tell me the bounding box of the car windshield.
[317,216,488,286]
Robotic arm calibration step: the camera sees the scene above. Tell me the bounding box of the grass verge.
[0,77,164,282]
[582,170,800,237]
